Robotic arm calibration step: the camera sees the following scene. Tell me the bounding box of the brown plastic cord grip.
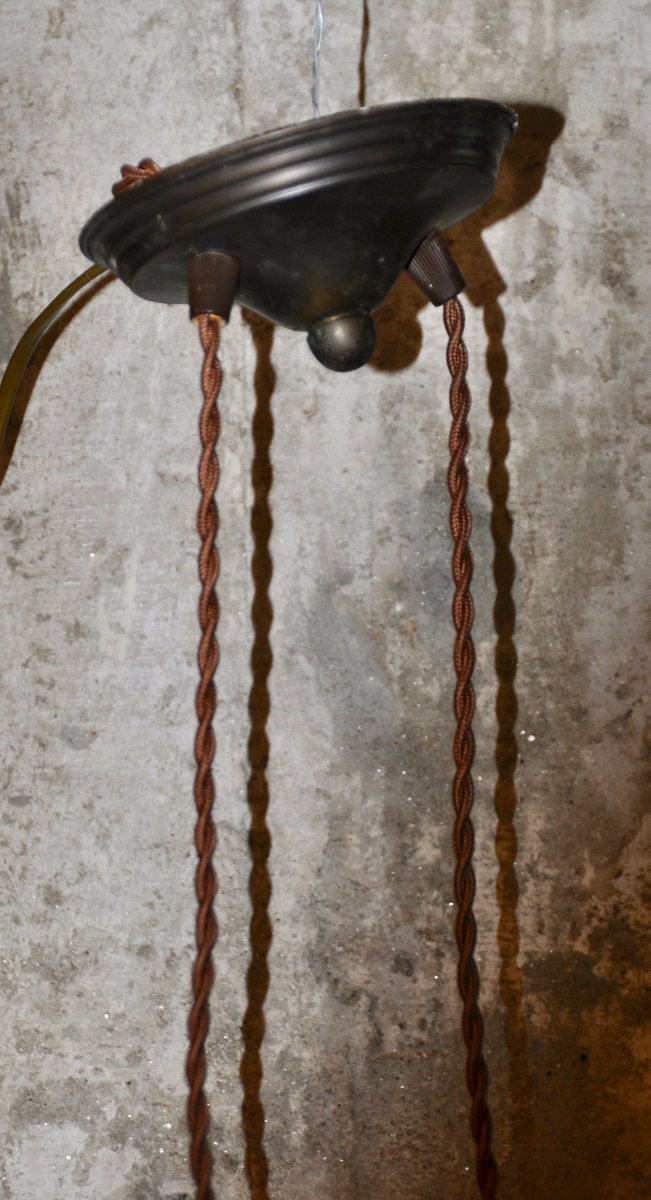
[407,231,465,305]
[188,249,240,324]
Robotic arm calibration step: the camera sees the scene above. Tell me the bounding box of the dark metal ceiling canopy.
[80,99,516,370]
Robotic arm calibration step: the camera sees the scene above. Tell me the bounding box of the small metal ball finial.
[307,311,377,372]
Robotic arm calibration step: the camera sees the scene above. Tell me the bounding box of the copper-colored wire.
[443,296,497,1200]
[185,313,224,1200]
[112,157,221,1199]
[111,156,161,195]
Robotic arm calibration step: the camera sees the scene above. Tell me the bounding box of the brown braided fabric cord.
[110,156,220,1199]
[186,313,224,1200]
[443,297,497,1200]
[111,156,161,195]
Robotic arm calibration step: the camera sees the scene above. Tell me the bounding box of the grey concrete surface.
[1,1,649,1198]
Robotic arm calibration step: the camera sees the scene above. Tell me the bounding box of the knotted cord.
[111,156,162,195]
[444,296,497,1200]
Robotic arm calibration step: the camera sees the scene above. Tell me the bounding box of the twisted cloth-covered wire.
[111,156,161,195]
[186,314,224,1200]
[443,297,497,1200]
[110,157,220,1198]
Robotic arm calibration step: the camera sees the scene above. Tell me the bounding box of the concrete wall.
[1,2,649,1198]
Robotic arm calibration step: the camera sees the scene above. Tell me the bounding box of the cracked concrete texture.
[1,1,649,1198]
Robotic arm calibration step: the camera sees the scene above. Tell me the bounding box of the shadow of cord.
[371,103,565,1197]
[239,310,276,1200]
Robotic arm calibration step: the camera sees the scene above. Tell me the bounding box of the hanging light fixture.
[0,6,518,1197]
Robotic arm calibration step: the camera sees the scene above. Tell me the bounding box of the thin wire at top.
[311,0,324,118]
